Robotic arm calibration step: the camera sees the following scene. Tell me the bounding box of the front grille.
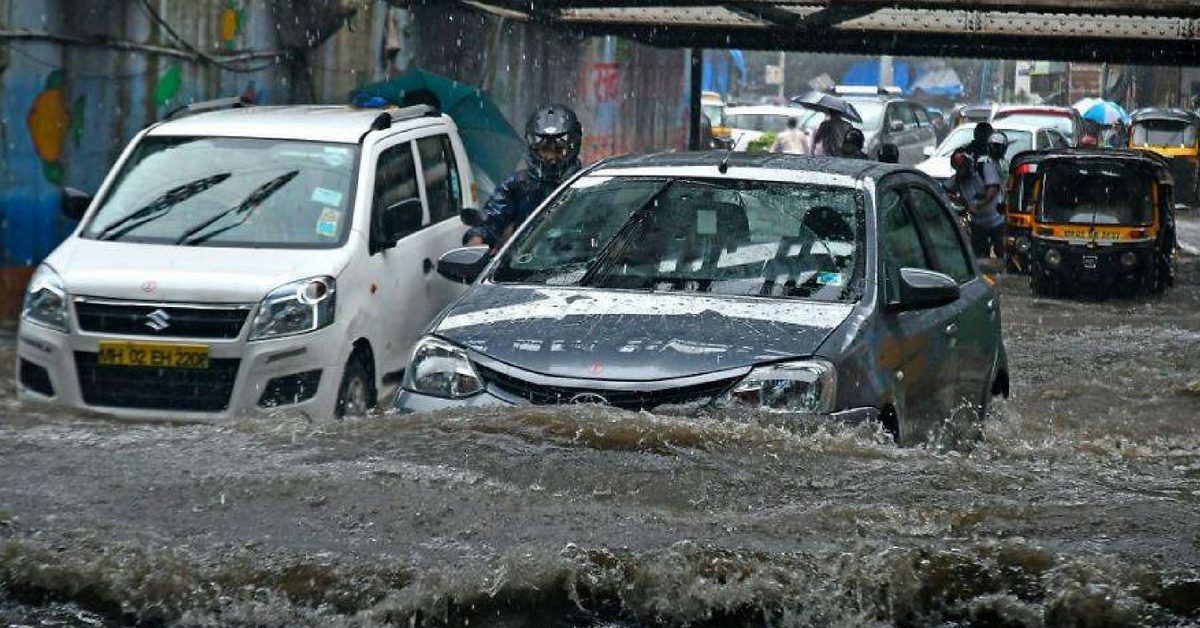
[477,364,738,410]
[19,360,54,397]
[75,352,240,412]
[75,299,251,339]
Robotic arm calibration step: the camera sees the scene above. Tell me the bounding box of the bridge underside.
[411,0,1200,64]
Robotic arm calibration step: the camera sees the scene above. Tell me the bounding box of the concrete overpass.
[418,0,1200,64]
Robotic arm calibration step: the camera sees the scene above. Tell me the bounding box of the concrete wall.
[0,1,688,320]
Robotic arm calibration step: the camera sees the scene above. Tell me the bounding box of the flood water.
[2,232,1199,627]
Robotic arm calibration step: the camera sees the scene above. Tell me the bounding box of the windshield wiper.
[176,170,299,246]
[95,173,232,241]
[578,180,676,287]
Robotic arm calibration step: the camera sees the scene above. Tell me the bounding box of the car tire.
[335,351,376,419]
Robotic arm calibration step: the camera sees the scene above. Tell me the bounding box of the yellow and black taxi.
[1127,108,1200,210]
[1027,149,1178,297]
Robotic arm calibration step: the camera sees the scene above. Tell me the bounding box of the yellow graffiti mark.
[220,7,239,43]
[27,86,69,163]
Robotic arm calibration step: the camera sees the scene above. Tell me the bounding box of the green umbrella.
[354,68,525,192]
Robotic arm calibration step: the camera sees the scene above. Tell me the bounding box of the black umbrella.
[791,91,863,124]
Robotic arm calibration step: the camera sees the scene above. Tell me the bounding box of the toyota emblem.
[569,392,609,405]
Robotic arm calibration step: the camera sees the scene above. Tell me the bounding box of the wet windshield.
[724,113,795,133]
[1131,119,1197,147]
[493,176,861,301]
[844,100,885,130]
[1038,161,1156,225]
[82,136,358,247]
[993,113,1074,138]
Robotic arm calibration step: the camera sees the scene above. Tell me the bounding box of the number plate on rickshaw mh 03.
[97,342,211,369]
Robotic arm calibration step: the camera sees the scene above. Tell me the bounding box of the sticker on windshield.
[316,208,340,238]
[697,209,717,234]
[311,187,344,207]
[817,271,845,286]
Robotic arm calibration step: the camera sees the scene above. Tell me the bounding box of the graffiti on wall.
[582,62,619,163]
[219,1,246,50]
[26,70,84,184]
[153,64,182,108]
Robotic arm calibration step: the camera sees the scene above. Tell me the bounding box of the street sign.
[765,65,783,85]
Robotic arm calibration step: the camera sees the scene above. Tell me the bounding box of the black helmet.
[525,104,582,181]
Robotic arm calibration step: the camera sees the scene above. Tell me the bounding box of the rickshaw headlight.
[1120,251,1138,267]
[1016,236,1031,253]
[1045,249,1062,267]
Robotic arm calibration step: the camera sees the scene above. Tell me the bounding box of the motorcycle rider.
[465,104,583,247]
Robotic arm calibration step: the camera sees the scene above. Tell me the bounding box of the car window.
[914,106,931,127]
[877,187,930,301]
[905,186,974,283]
[416,135,462,224]
[373,141,422,243]
[494,177,863,302]
[1037,131,1050,148]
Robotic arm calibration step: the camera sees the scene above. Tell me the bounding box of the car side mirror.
[922,145,935,158]
[460,207,484,227]
[892,268,960,310]
[879,143,900,164]
[437,246,491,284]
[890,120,905,133]
[376,198,423,251]
[62,187,91,220]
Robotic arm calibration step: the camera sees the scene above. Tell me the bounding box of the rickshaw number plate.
[1082,255,1098,270]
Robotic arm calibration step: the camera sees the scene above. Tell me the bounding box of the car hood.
[916,157,954,180]
[47,237,353,303]
[433,285,855,381]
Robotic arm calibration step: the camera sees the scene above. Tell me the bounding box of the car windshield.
[492,176,862,302]
[702,104,725,126]
[81,136,358,248]
[994,113,1074,138]
[1037,161,1156,226]
[725,113,797,133]
[845,100,885,130]
[1131,119,1197,147]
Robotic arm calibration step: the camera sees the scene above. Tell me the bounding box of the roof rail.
[369,104,441,131]
[163,96,250,121]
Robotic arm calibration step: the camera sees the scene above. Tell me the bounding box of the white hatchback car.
[17,101,476,420]
[915,121,1071,181]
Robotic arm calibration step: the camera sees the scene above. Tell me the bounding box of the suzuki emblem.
[145,309,171,331]
[141,280,157,293]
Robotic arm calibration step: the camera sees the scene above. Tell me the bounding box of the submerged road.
[1,216,1199,628]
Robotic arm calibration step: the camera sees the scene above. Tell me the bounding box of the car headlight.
[248,276,335,340]
[725,359,837,413]
[22,265,68,332]
[403,336,483,399]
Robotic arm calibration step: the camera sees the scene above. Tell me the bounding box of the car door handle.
[945,323,958,336]
[422,258,434,274]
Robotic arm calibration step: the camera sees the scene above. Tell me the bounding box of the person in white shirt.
[771,117,810,155]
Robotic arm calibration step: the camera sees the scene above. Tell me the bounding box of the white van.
[16,101,476,420]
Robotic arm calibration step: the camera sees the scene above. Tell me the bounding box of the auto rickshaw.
[1003,150,1041,273]
[702,91,734,149]
[1027,149,1177,297]
[1127,108,1199,210]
